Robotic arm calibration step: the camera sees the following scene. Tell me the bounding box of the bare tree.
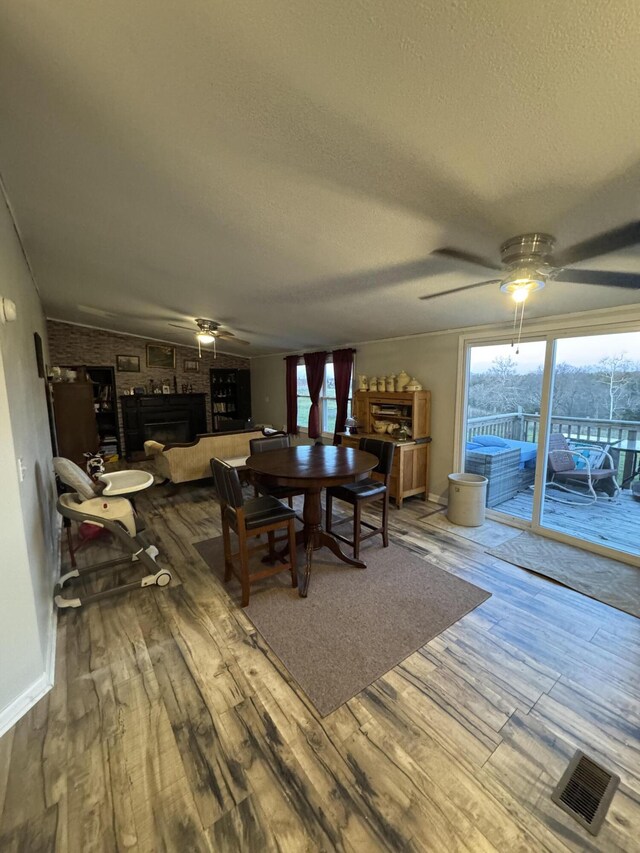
[597,354,632,420]
[485,356,520,412]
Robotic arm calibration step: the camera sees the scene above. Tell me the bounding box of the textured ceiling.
[1,0,640,355]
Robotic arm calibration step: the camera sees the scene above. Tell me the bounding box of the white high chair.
[53,458,171,608]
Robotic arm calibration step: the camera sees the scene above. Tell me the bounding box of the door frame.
[454,314,640,568]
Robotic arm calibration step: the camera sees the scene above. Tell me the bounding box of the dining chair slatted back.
[325,437,395,560]
[211,457,298,606]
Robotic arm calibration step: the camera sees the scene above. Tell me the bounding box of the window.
[296,359,349,434]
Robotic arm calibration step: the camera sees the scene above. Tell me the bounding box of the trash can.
[447,473,488,527]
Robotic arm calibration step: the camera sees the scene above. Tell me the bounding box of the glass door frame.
[454,314,640,568]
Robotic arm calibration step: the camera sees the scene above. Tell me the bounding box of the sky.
[470,331,640,374]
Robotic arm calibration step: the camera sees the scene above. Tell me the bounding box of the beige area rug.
[194,537,490,716]
[489,531,640,618]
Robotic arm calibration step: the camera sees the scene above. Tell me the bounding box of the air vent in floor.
[551,749,620,835]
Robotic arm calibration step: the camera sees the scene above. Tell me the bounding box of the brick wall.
[46,320,250,444]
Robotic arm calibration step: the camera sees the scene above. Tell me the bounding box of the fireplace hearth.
[121,394,206,459]
[144,420,190,445]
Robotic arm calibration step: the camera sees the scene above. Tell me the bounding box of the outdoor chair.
[546,433,620,504]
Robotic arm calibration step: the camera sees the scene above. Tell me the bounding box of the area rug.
[194,537,490,716]
[488,531,640,618]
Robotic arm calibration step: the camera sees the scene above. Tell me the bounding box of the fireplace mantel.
[120,394,207,459]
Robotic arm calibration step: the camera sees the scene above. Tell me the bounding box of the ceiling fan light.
[500,266,545,302]
[196,331,215,344]
[511,285,530,303]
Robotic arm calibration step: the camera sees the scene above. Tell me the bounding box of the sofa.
[144,429,264,484]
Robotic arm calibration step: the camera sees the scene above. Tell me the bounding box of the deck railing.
[467,412,639,482]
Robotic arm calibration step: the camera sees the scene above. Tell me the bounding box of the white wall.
[250,306,640,503]
[0,184,58,734]
[251,333,460,499]
[250,355,287,432]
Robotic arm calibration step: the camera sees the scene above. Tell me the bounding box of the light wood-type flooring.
[1,480,640,852]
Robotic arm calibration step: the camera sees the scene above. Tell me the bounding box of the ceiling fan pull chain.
[511,301,518,348]
[516,299,526,354]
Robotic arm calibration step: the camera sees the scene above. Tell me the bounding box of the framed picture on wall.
[33,332,46,378]
[146,344,176,369]
[116,354,140,372]
[184,359,199,373]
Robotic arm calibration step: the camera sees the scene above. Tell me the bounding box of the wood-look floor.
[1,479,640,852]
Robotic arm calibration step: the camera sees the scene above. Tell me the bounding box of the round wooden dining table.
[246,444,378,597]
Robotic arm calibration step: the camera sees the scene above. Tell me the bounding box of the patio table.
[613,440,640,488]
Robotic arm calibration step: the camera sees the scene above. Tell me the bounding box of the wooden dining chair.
[325,438,395,559]
[211,458,298,606]
[249,433,305,508]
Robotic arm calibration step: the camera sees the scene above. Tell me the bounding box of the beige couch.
[144,429,264,484]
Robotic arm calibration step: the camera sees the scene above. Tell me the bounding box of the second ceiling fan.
[168,318,250,356]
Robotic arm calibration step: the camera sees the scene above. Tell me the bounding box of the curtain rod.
[283,347,356,360]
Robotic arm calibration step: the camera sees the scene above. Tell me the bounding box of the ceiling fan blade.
[419,280,501,301]
[218,334,250,345]
[432,247,502,271]
[552,268,640,289]
[168,322,197,331]
[553,221,640,266]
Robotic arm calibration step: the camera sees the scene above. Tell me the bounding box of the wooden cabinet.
[342,390,432,507]
[353,389,430,439]
[51,382,100,467]
[209,368,252,430]
[63,365,121,457]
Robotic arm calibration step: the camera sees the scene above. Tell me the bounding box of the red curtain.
[285,355,299,434]
[304,351,328,439]
[332,348,355,444]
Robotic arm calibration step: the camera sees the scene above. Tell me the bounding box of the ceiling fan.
[420,222,640,304]
[168,317,250,355]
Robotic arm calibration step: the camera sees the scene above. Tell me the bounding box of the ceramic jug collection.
[358,370,421,392]
[395,370,410,391]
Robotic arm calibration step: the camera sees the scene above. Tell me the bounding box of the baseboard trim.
[428,491,447,506]
[0,672,53,739]
[0,520,61,739]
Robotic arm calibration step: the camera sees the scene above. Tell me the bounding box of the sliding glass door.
[461,327,640,561]
[463,339,546,522]
[540,331,640,559]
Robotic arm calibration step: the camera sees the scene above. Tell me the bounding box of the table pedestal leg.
[298,487,366,598]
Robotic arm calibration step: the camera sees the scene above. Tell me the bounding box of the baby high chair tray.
[99,470,154,495]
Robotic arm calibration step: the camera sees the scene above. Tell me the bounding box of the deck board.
[495,486,640,556]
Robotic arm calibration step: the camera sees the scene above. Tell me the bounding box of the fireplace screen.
[144,420,190,445]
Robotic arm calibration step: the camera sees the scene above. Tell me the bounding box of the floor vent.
[551,749,620,835]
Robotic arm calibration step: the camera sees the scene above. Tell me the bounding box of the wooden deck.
[497,486,640,557]
[1,483,640,851]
